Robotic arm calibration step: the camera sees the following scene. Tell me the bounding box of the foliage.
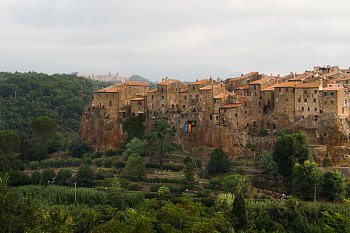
[8,170,31,186]
[122,137,146,157]
[222,174,251,196]
[257,150,278,176]
[157,185,170,198]
[273,131,310,177]
[75,165,95,187]
[215,193,234,212]
[145,118,175,169]
[184,157,195,187]
[292,160,322,200]
[41,169,56,185]
[122,113,146,140]
[55,169,72,186]
[209,177,222,189]
[207,147,230,175]
[31,116,57,147]
[123,154,145,180]
[31,171,42,185]
[68,140,92,158]
[323,171,344,201]
[322,210,350,233]
[231,192,247,229]
[0,130,21,155]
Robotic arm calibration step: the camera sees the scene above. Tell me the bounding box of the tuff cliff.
[79,106,124,152]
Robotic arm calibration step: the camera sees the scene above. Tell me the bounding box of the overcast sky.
[0,0,349,81]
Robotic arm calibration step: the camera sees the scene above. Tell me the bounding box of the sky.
[0,0,349,81]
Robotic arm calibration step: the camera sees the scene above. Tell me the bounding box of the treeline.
[0,72,109,167]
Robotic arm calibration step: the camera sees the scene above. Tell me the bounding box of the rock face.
[79,106,350,166]
[79,106,124,152]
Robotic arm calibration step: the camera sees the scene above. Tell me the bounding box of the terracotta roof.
[130,97,145,101]
[191,79,212,85]
[220,103,242,109]
[248,76,271,85]
[199,83,223,91]
[236,96,252,102]
[230,71,258,81]
[321,86,344,91]
[235,85,249,90]
[179,88,189,93]
[288,73,313,81]
[125,81,149,86]
[261,84,280,92]
[295,82,321,89]
[147,88,159,93]
[273,82,297,88]
[214,92,229,99]
[158,79,178,85]
[339,75,350,81]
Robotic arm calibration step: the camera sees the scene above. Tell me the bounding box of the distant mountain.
[129,75,156,89]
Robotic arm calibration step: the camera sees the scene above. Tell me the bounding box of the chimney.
[162,78,164,82]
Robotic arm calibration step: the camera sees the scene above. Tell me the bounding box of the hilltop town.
[80,65,350,166]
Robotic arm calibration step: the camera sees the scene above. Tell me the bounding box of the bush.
[55,169,72,186]
[115,161,126,169]
[222,174,251,196]
[95,170,114,180]
[127,182,140,191]
[31,171,42,185]
[29,161,40,170]
[75,165,95,187]
[105,149,116,157]
[257,151,278,176]
[145,163,184,172]
[123,155,144,180]
[41,169,56,185]
[209,177,222,189]
[8,170,31,186]
[323,171,344,201]
[103,159,112,168]
[68,141,92,158]
[258,128,268,136]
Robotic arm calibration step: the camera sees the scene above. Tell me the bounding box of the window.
[278,88,281,93]
[245,111,247,114]
[308,107,310,111]
[324,101,327,104]
[315,108,317,111]
[323,92,327,96]
[184,96,187,100]
[313,98,316,103]
[183,105,186,108]
[161,88,164,93]
[193,86,195,91]
[210,115,212,120]
[331,100,334,104]
[298,98,301,103]
[304,90,307,95]
[235,113,238,117]
[216,116,219,120]
[162,96,164,99]
[109,101,112,107]
[314,90,317,94]
[152,95,153,99]
[331,92,334,96]
[304,99,307,103]
[302,107,304,111]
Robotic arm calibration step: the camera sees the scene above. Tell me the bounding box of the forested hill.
[0,72,109,137]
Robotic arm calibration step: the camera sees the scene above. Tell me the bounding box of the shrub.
[103,159,112,168]
[207,148,229,175]
[209,177,222,189]
[105,149,116,157]
[127,182,140,191]
[222,174,251,196]
[323,171,344,201]
[8,170,31,186]
[68,141,92,158]
[258,128,268,136]
[55,169,72,186]
[29,161,40,170]
[41,169,56,185]
[75,165,95,187]
[123,155,144,180]
[257,151,278,176]
[31,171,42,185]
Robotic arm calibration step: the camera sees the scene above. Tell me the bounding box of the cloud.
[0,0,349,80]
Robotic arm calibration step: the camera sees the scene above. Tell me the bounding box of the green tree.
[0,130,21,155]
[222,174,251,196]
[273,131,310,177]
[123,154,145,180]
[68,140,92,158]
[75,165,95,187]
[54,169,72,186]
[122,137,146,157]
[292,160,322,200]
[122,114,146,140]
[145,118,174,169]
[31,116,57,146]
[231,192,247,230]
[184,158,195,188]
[323,171,344,201]
[207,147,229,175]
[257,151,278,176]
[41,169,56,185]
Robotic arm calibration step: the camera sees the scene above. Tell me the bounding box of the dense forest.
[0,72,350,232]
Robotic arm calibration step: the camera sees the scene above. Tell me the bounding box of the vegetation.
[207,147,230,175]
[323,171,345,201]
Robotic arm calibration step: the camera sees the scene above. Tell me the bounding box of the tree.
[31,116,57,146]
[122,137,146,157]
[0,130,21,155]
[292,160,322,200]
[55,169,72,186]
[323,171,344,201]
[123,154,145,180]
[257,151,278,176]
[273,131,310,177]
[122,114,146,140]
[222,174,251,196]
[68,140,92,158]
[184,158,195,188]
[231,192,247,229]
[41,169,56,185]
[207,148,229,175]
[75,165,95,187]
[145,118,174,169]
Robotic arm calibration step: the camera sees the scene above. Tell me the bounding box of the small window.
[183,105,186,108]
[314,90,317,94]
[193,86,195,91]
[304,99,307,103]
[302,107,304,111]
[184,96,187,100]
[331,92,334,96]
[210,115,212,120]
[298,98,301,103]
[313,98,316,103]
[216,116,219,120]
[152,95,154,99]
[109,101,112,107]
[323,92,327,96]
[303,90,307,95]
[162,96,164,99]
[308,107,310,111]
[235,113,238,117]
[315,108,317,111]
[245,111,247,114]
